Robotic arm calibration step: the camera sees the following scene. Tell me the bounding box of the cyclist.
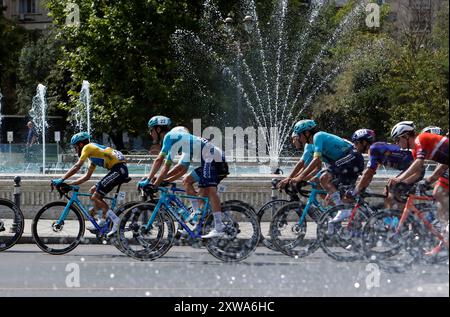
[277,121,319,190]
[389,121,449,255]
[51,132,129,237]
[138,116,227,238]
[350,136,415,209]
[292,121,365,212]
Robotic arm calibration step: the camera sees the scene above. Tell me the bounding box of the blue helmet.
[70,132,91,145]
[352,129,376,143]
[148,116,171,129]
[292,120,317,136]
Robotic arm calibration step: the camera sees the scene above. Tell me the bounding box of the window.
[19,0,36,14]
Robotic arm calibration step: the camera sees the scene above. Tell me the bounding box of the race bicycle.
[117,182,260,262]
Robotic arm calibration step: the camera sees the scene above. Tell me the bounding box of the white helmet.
[391,121,415,139]
[421,126,442,135]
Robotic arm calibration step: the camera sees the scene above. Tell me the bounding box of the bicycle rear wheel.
[0,199,25,252]
[117,202,175,261]
[32,201,84,255]
[204,203,260,262]
[257,199,290,251]
[270,201,321,258]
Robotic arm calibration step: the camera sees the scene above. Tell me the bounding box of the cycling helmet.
[421,126,442,135]
[70,132,91,145]
[148,116,172,129]
[352,129,376,143]
[391,121,415,139]
[292,120,317,136]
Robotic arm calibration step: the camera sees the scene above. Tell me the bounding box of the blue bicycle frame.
[295,182,330,226]
[144,185,211,239]
[56,186,119,235]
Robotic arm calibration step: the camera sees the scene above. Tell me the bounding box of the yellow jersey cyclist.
[51,132,129,237]
[138,116,228,239]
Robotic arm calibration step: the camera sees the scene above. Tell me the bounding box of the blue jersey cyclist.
[292,121,366,208]
[139,116,228,239]
[51,132,128,237]
[278,124,320,190]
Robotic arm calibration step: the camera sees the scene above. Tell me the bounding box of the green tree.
[0,8,27,115]
[47,0,204,149]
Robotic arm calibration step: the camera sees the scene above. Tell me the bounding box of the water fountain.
[173,0,368,168]
[29,84,48,174]
[70,80,92,134]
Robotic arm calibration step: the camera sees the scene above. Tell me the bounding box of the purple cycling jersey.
[367,142,413,172]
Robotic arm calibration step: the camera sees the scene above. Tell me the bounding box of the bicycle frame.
[296,183,329,226]
[144,186,211,239]
[397,194,448,248]
[56,186,118,234]
[346,193,386,229]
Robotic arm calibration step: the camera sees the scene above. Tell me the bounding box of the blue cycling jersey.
[312,131,354,164]
[160,130,223,167]
[367,142,413,172]
[300,143,315,165]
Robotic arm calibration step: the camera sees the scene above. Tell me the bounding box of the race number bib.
[113,150,125,161]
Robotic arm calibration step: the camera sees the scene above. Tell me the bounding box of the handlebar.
[50,182,78,198]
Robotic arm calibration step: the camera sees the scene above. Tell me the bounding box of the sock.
[107,210,120,224]
[213,212,223,230]
[330,191,342,206]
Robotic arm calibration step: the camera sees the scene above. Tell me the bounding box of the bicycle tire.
[0,199,25,252]
[317,204,371,262]
[257,199,290,251]
[32,201,85,255]
[204,203,260,262]
[361,209,426,271]
[117,202,176,261]
[270,201,321,258]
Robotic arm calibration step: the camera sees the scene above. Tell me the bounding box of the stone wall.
[0,175,391,218]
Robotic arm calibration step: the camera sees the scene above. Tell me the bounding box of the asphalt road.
[0,244,448,297]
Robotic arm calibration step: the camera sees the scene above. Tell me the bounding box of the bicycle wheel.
[0,199,25,252]
[317,204,370,262]
[108,201,141,253]
[32,201,84,255]
[270,201,321,258]
[204,203,260,262]
[257,199,290,251]
[117,202,175,261]
[361,209,425,272]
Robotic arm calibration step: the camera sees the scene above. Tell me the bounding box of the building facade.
[1,0,51,29]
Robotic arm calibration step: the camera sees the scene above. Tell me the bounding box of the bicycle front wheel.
[32,201,84,255]
[0,199,25,252]
[270,201,320,258]
[117,203,176,261]
[317,204,370,262]
[204,203,260,262]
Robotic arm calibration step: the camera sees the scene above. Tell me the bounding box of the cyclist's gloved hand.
[51,178,64,186]
[138,178,150,189]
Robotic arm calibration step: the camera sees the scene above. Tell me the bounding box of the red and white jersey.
[412,133,449,165]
